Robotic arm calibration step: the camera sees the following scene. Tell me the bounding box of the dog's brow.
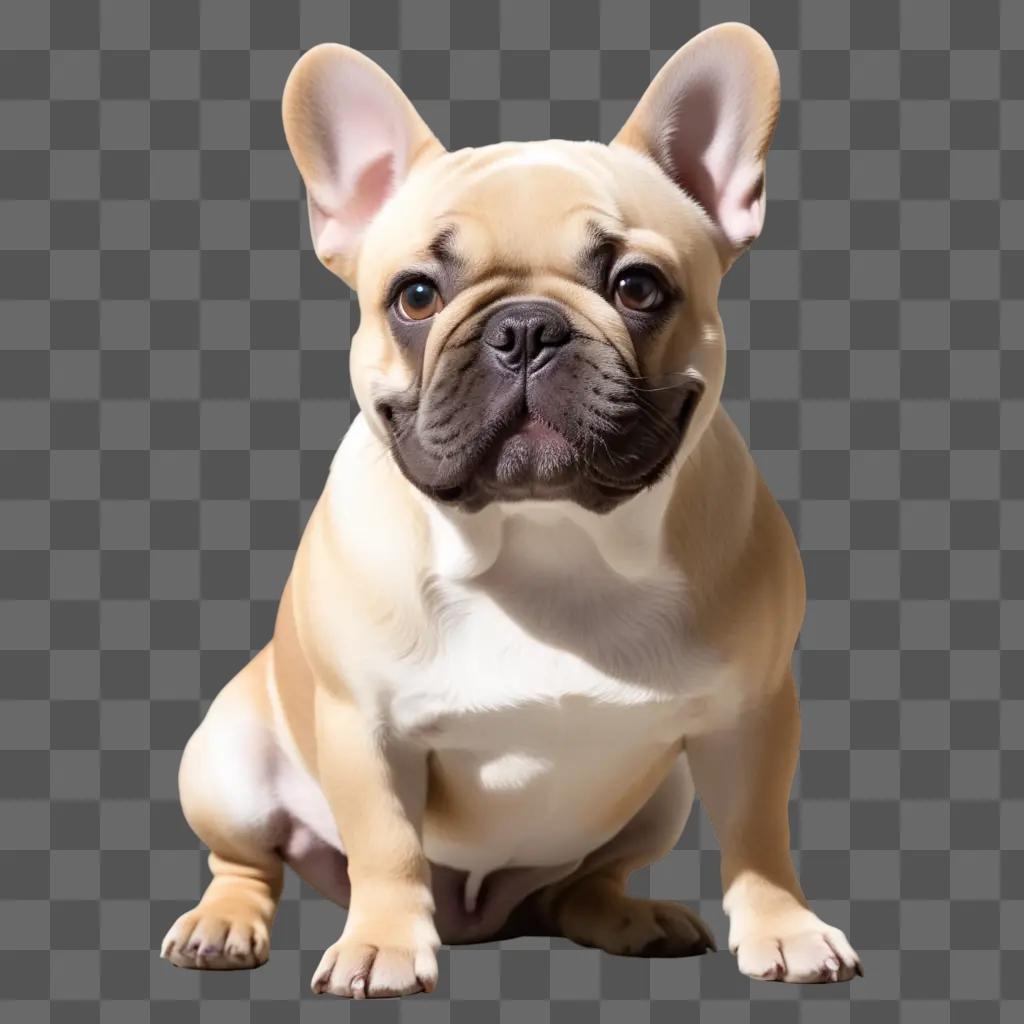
[577,221,623,290]
[426,226,461,268]
[583,220,625,249]
[565,204,624,225]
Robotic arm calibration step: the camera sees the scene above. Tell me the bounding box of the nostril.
[484,324,522,359]
[537,322,569,348]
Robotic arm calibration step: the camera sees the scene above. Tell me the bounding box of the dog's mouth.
[405,376,705,510]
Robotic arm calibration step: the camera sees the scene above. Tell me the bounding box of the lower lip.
[492,418,575,485]
[515,417,563,442]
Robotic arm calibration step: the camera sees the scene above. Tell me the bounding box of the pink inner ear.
[303,62,411,262]
[662,79,719,212]
[661,69,767,249]
[345,151,398,230]
[717,165,766,248]
[308,149,398,264]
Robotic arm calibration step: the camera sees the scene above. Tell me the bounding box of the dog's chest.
[393,603,667,753]
[387,544,729,757]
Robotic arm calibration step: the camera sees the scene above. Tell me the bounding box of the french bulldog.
[161,23,861,997]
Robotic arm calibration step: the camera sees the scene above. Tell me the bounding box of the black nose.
[483,301,572,372]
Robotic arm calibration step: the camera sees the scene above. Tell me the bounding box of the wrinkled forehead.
[433,148,621,269]
[364,143,629,278]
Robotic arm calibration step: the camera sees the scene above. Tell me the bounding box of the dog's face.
[345,143,722,513]
[283,25,779,512]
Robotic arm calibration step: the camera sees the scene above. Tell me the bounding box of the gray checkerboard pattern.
[1,0,1021,1019]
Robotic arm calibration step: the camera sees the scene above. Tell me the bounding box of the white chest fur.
[391,517,712,740]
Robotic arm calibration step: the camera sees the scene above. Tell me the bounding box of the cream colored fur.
[161,24,861,997]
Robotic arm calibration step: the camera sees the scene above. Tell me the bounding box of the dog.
[160,23,861,997]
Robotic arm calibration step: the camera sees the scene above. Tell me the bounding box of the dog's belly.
[420,709,682,877]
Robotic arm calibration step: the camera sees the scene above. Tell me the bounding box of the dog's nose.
[483,301,572,372]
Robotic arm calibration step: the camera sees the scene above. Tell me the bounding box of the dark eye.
[397,279,443,321]
[614,269,663,312]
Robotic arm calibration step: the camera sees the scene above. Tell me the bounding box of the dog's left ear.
[613,23,780,264]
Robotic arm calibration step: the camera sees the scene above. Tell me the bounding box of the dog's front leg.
[686,674,862,983]
[310,684,440,999]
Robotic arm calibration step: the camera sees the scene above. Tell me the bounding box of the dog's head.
[283,24,779,513]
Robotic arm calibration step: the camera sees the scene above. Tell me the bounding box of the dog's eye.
[397,279,444,321]
[614,269,663,312]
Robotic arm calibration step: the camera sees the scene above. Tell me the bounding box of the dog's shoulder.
[665,406,805,691]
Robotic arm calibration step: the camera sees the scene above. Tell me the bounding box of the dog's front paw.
[161,901,270,971]
[732,910,862,983]
[311,891,440,999]
[311,934,439,998]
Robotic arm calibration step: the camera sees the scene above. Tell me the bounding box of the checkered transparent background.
[1,0,1022,1020]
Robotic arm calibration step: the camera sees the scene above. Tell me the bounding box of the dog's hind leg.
[527,753,716,957]
[161,649,286,970]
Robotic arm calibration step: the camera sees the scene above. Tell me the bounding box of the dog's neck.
[335,412,695,586]
[416,457,685,585]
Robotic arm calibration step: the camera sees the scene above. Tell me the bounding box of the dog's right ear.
[282,44,445,287]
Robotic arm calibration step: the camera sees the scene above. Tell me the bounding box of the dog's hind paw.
[554,876,715,958]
